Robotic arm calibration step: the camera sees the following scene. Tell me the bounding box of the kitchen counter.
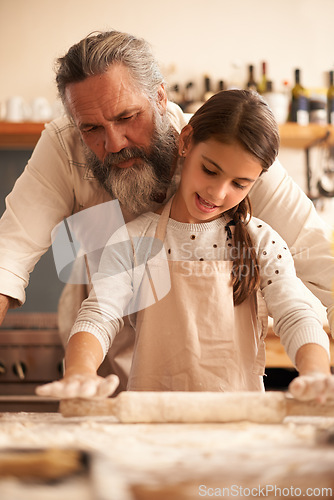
[0,410,334,499]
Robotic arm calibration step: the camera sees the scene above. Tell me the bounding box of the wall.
[1,0,334,104]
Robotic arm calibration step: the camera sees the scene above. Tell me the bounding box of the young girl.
[37,90,333,400]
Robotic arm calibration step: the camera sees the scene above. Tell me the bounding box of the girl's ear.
[178,124,193,156]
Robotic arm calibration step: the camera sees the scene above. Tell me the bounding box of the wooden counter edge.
[1,121,334,150]
[0,121,46,149]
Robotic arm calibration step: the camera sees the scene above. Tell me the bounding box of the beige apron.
[128,199,266,392]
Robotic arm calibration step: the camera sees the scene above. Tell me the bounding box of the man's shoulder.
[45,114,76,135]
[126,212,158,236]
[44,115,85,163]
[167,101,189,133]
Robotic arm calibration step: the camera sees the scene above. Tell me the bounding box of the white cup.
[31,97,52,122]
[6,96,28,122]
[51,99,65,120]
[263,92,290,125]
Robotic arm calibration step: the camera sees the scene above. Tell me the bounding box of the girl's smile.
[195,193,220,213]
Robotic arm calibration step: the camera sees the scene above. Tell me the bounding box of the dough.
[116,391,287,423]
[61,391,287,423]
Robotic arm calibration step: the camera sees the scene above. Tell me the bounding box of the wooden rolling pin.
[59,391,334,423]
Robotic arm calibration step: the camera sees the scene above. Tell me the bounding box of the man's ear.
[156,84,168,113]
[178,124,193,155]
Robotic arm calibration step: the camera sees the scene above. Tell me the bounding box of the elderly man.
[0,31,333,397]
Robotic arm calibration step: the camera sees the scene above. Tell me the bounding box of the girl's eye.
[233,181,247,190]
[202,165,217,176]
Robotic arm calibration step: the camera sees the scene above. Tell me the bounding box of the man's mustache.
[102,147,148,167]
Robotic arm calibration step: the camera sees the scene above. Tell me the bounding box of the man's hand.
[35,373,120,399]
[289,372,334,403]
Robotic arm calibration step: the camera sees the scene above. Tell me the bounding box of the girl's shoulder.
[247,216,289,252]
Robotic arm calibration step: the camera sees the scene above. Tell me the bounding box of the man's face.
[65,64,178,214]
[65,63,166,164]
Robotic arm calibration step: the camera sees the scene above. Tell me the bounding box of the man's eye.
[82,126,99,134]
[119,113,137,122]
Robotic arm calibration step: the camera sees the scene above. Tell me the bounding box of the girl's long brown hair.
[188,90,280,305]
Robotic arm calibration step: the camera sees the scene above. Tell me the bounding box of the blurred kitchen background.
[1,0,334,311]
[0,0,333,398]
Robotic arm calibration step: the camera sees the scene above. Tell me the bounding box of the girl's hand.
[35,373,120,399]
[288,372,334,404]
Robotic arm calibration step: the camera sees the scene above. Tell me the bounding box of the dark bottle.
[218,80,224,92]
[183,81,196,109]
[246,65,257,91]
[203,76,214,101]
[327,70,334,124]
[169,84,182,106]
[289,69,309,125]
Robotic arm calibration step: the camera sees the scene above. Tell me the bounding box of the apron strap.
[154,196,174,242]
[132,196,173,269]
[132,197,173,306]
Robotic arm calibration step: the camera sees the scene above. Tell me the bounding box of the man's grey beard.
[83,113,178,215]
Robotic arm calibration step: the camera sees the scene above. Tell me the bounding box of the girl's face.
[172,131,263,224]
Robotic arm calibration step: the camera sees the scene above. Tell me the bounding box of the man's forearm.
[0,294,10,326]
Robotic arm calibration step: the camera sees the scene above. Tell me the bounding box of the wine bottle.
[218,80,224,92]
[184,82,195,102]
[169,84,182,106]
[257,62,268,94]
[246,65,257,92]
[289,69,309,125]
[203,76,215,101]
[327,70,334,124]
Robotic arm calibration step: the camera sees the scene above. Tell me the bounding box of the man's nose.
[104,125,128,153]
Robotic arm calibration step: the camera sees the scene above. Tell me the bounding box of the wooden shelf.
[0,121,46,149]
[1,121,334,151]
[279,123,334,149]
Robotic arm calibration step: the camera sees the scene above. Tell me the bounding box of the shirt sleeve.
[69,224,135,357]
[249,219,330,366]
[69,216,163,358]
[249,158,334,335]
[0,121,75,305]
